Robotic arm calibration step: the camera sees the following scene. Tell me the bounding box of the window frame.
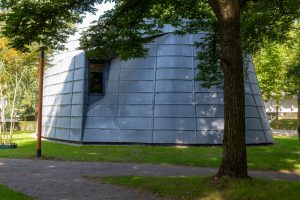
[88,59,106,96]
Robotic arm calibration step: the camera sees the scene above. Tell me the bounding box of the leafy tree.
[285,25,300,124]
[0,37,39,141]
[253,43,288,120]
[80,0,300,178]
[254,23,300,122]
[0,0,104,51]
[1,0,299,178]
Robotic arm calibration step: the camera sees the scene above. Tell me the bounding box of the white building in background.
[264,97,298,120]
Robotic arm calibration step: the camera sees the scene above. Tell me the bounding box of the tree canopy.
[1,1,298,86]
[253,22,300,121]
[0,37,40,120]
[0,0,108,51]
[254,42,289,101]
[78,0,299,87]
[0,0,299,178]
[285,23,300,99]
[79,0,299,178]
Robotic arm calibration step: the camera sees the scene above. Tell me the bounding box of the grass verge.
[99,176,300,200]
[1,132,300,172]
[0,184,32,200]
[270,119,299,130]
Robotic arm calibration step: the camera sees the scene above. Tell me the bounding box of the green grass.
[1,132,300,172]
[98,176,300,200]
[0,184,32,200]
[270,119,299,130]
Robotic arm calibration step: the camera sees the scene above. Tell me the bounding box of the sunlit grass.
[98,176,300,200]
[1,132,300,172]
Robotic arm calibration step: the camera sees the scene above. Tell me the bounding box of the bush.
[14,121,36,132]
[270,119,299,130]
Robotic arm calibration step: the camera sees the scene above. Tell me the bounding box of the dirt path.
[0,158,299,200]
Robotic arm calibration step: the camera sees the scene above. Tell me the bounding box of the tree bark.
[9,74,19,143]
[276,99,279,121]
[0,87,3,144]
[297,92,300,123]
[9,71,23,143]
[208,0,248,178]
[297,92,300,140]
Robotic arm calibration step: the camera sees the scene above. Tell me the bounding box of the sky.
[66,2,115,46]
[78,3,115,29]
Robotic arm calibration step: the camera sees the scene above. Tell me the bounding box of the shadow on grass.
[0,184,32,200]
[247,136,300,172]
[96,176,300,200]
[1,132,299,173]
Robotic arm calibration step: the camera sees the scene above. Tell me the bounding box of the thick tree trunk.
[209,0,248,178]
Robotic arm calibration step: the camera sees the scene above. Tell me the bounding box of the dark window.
[89,59,104,94]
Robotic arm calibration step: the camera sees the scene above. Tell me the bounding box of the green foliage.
[1,0,300,91]
[253,22,300,101]
[0,37,40,119]
[100,176,300,200]
[241,0,300,53]
[13,121,36,131]
[0,0,110,51]
[0,184,32,200]
[79,4,164,60]
[195,31,223,88]
[2,132,300,172]
[79,0,219,85]
[2,1,299,87]
[270,119,299,130]
[253,42,288,101]
[285,23,300,96]
[2,121,36,131]
[79,0,300,88]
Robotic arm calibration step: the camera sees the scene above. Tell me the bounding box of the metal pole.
[36,49,44,157]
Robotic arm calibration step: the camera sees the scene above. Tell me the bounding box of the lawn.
[0,184,32,200]
[270,119,299,130]
[97,176,300,200]
[1,132,300,172]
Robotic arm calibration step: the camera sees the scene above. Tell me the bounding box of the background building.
[265,97,298,120]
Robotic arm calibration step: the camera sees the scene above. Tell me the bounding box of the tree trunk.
[9,75,18,143]
[297,92,300,141]
[0,87,3,144]
[297,92,300,123]
[276,99,279,121]
[9,72,23,143]
[209,0,248,178]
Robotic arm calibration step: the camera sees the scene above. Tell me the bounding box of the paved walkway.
[0,158,299,200]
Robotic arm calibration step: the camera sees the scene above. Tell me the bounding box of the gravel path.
[0,158,299,200]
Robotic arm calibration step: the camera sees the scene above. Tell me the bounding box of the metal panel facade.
[42,32,273,144]
[42,52,86,142]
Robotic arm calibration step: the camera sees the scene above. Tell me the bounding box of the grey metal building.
[42,31,273,145]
